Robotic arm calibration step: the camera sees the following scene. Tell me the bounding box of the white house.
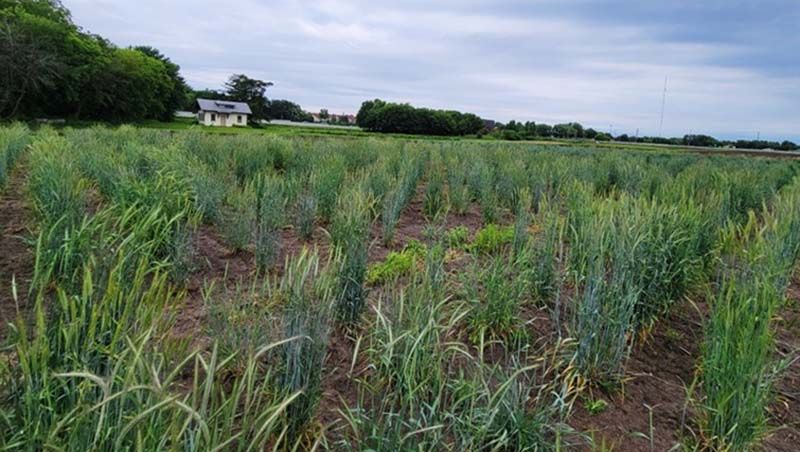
[197,99,251,127]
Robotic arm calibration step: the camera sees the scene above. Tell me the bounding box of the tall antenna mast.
[658,76,668,137]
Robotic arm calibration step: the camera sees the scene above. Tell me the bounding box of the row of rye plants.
[5,125,800,449]
[0,123,30,188]
[3,130,356,448]
[697,176,800,450]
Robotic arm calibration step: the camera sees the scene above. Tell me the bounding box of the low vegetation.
[1,125,799,450]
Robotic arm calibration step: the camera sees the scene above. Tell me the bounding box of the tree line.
[1,0,187,121]
[494,119,798,151]
[356,99,485,136]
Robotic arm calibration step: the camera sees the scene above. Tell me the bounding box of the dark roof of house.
[197,98,252,115]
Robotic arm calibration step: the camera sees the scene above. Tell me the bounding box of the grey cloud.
[65,0,799,141]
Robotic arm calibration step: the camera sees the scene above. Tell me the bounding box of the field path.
[765,281,800,450]
[0,159,34,341]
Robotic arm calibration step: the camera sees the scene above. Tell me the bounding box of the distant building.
[197,99,251,127]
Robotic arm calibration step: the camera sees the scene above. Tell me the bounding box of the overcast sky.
[66,0,799,141]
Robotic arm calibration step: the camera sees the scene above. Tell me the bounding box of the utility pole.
[658,76,668,137]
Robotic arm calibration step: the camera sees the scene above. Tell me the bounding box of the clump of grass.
[294,190,318,240]
[277,249,334,441]
[381,160,422,245]
[471,224,514,254]
[381,187,405,245]
[331,186,373,324]
[0,122,30,188]
[464,255,526,342]
[423,165,446,220]
[314,155,346,222]
[253,174,285,270]
[569,199,642,385]
[367,242,427,285]
[28,135,88,229]
[516,197,564,304]
[220,185,255,251]
[700,207,800,450]
[446,159,470,215]
[512,188,532,254]
[445,225,470,248]
[168,217,198,282]
[584,397,609,416]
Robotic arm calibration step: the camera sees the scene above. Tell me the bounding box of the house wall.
[198,111,249,127]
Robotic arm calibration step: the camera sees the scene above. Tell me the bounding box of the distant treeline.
[1,0,187,121]
[356,99,485,136]
[495,120,799,151]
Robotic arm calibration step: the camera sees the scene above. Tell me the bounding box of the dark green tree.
[224,74,273,120]
[134,46,187,121]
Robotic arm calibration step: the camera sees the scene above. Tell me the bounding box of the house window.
[211,113,216,121]
[237,115,242,123]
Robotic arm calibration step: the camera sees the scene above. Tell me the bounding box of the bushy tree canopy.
[356,99,484,136]
[265,99,313,122]
[1,0,186,121]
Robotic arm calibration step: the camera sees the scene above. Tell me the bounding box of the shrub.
[367,242,426,285]
[471,224,514,254]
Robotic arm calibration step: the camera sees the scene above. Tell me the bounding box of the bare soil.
[0,162,34,341]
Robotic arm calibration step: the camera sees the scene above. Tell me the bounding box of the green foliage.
[513,188,532,254]
[464,255,527,342]
[0,122,29,187]
[445,225,469,248]
[265,98,313,122]
[7,125,800,451]
[356,98,484,136]
[253,173,285,270]
[0,2,186,121]
[367,242,426,285]
[314,155,346,222]
[293,190,317,240]
[27,135,88,228]
[2,193,306,449]
[569,196,643,384]
[331,186,372,324]
[423,164,446,219]
[446,158,470,215]
[276,249,334,440]
[471,224,514,254]
[700,194,800,450]
[220,185,254,251]
[584,397,609,416]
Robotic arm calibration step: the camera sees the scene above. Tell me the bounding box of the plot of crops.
[1,124,799,451]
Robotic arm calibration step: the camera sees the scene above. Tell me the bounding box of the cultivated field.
[1,124,799,450]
